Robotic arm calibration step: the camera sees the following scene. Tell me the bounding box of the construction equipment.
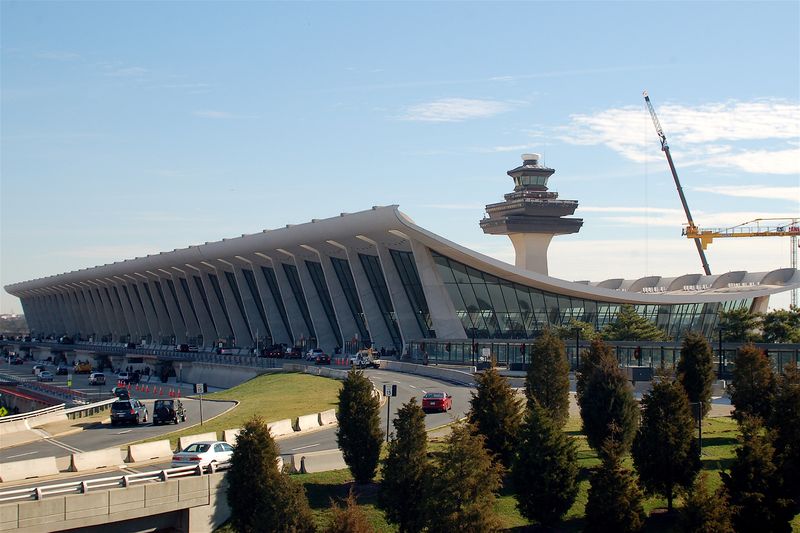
[643,90,712,275]
[686,218,800,306]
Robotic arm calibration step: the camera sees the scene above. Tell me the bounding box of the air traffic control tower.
[480,153,583,275]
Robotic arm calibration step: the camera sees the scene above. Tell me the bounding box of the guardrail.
[0,464,228,503]
[64,397,117,419]
[0,403,65,424]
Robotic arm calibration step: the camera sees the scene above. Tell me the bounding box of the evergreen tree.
[585,431,646,533]
[552,318,598,342]
[227,416,315,533]
[679,473,733,533]
[721,416,794,533]
[337,369,383,483]
[601,304,668,341]
[427,423,503,532]
[719,308,762,342]
[512,401,578,528]
[728,343,776,422]
[761,307,800,343]
[769,365,800,502]
[632,380,700,511]
[677,331,716,418]
[324,488,375,533]
[577,339,639,456]
[525,329,571,428]
[467,365,522,467]
[379,398,429,533]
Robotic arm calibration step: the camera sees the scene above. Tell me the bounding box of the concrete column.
[211,263,251,348]
[231,263,269,346]
[120,280,151,343]
[53,290,75,335]
[93,283,121,341]
[80,284,110,340]
[182,267,219,348]
[56,289,79,336]
[376,243,423,346]
[34,294,56,335]
[66,289,90,338]
[409,240,466,339]
[249,258,292,346]
[197,268,234,343]
[110,280,139,341]
[318,252,360,346]
[345,246,392,351]
[45,292,67,335]
[295,256,337,352]
[103,282,129,341]
[273,259,312,343]
[143,277,176,344]
[508,233,554,275]
[152,274,188,344]
[168,271,202,344]
[75,288,100,338]
[128,278,160,344]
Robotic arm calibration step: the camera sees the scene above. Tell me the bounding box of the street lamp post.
[470,327,478,368]
[717,328,725,379]
[573,327,581,370]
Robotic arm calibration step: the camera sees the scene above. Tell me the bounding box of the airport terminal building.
[5,155,799,363]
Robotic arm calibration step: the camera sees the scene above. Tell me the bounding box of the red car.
[422,391,452,413]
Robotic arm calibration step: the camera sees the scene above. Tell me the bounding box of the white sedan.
[172,441,234,471]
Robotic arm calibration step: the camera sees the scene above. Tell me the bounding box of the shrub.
[677,331,715,418]
[337,369,383,483]
[525,329,570,428]
[728,343,776,422]
[468,365,522,467]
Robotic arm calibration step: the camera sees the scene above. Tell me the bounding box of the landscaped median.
[134,372,342,450]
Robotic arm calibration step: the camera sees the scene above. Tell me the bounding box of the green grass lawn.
[137,372,341,448]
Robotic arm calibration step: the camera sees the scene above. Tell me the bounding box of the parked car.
[422,391,453,413]
[171,441,233,471]
[285,347,303,359]
[73,361,92,374]
[89,372,106,385]
[110,399,148,425]
[56,363,69,375]
[37,371,54,382]
[10,357,23,365]
[314,353,331,365]
[111,386,130,400]
[306,348,324,361]
[32,364,47,376]
[153,399,186,425]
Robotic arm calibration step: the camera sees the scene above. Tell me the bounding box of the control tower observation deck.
[480,153,582,275]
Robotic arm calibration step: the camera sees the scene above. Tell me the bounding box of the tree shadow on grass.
[504,516,587,532]
[700,436,738,447]
[702,457,734,472]
[302,480,380,511]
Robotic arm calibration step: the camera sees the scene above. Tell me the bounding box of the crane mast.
[643,91,712,275]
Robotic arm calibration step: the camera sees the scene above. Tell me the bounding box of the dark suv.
[152,399,186,425]
[110,399,148,426]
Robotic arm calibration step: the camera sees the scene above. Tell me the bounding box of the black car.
[55,363,69,375]
[152,399,186,425]
[314,353,331,365]
[110,399,148,425]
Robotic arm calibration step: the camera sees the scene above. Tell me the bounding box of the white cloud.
[578,206,792,229]
[192,110,236,119]
[693,185,800,202]
[402,98,517,122]
[476,144,538,153]
[35,51,80,61]
[560,99,800,175]
[106,66,148,77]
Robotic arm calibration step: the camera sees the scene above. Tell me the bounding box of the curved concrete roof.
[6,205,800,305]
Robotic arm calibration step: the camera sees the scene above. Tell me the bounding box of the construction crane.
[686,218,800,307]
[643,90,712,275]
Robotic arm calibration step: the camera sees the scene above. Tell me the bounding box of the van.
[89,372,106,385]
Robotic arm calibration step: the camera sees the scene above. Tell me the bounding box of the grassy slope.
[137,372,341,448]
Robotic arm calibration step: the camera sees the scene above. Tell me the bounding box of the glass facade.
[305,261,343,347]
[432,251,745,340]
[260,266,293,340]
[282,263,316,338]
[389,249,434,337]
[178,277,200,326]
[193,276,216,331]
[330,257,370,343]
[152,281,172,322]
[358,253,402,350]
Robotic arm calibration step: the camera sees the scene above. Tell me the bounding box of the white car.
[89,372,106,385]
[37,371,54,382]
[172,441,234,471]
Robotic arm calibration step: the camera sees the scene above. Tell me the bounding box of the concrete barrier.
[383,360,477,386]
[0,419,29,437]
[222,429,241,446]
[267,419,294,438]
[177,432,218,452]
[295,413,320,432]
[126,440,173,463]
[299,449,347,474]
[69,448,124,472]
[318,409,337,426]
[0,456,59,482]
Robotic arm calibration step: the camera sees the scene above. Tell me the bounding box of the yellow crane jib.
[684,218,800,249]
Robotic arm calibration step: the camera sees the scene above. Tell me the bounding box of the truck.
[348,348,381,369]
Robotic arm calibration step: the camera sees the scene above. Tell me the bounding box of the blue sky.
[2,1,799,314]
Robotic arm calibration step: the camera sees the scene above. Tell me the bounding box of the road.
[0,366,475,493]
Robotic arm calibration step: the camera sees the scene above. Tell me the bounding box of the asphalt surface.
[0,364,475,494]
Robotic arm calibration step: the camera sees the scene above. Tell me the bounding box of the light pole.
[469,327,478,367]
[717,327,725,379]
[573,326,581,370]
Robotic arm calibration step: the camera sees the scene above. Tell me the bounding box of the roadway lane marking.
[6,451,37,459]
[409,385,416,389]
[116,430,132,435]
[421,390,427,394]
[290,443,320,452]
[41,438,82,454]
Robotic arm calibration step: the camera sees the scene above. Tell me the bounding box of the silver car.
[172,441,234,471]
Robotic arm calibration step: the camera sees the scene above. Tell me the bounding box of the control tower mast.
[480,154,583,275]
